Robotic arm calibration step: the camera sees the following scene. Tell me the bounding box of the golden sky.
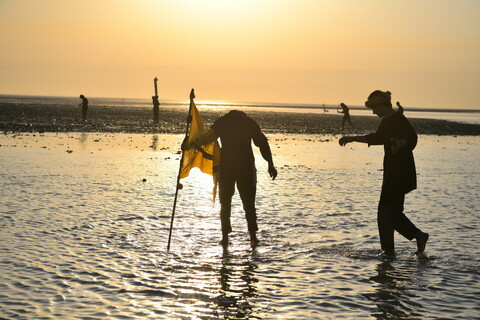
[1,0,479,109]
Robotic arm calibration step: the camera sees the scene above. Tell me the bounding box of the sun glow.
[183,168,216,192]
[1,1,479,108]
[176,0,263,17]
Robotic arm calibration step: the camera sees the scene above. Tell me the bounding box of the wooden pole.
[167,88,195,251]
[154,77,158,96]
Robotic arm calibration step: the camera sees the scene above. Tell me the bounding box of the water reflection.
[366,259,424,320]
[216,248,258,319]
[79,133,88,149]
[150,134,159,151]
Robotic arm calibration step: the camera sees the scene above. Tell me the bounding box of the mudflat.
[1,103,479,135]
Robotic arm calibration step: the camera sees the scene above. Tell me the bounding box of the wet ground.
[0,132,479,319]
[1,103,479,135]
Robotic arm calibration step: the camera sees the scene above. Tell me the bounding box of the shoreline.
[1,102,479,136]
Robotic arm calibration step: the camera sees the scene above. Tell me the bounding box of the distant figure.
[339,90,429,257]
[396,101,404,114]
[338,103,355,130]
[323,104,328,112]
[184,110,277,247]
[152,95,160,123]
[79,94,88,121]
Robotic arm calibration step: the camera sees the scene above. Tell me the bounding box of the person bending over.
[185,110,277,247]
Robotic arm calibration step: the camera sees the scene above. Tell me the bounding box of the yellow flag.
[179,100,220,199]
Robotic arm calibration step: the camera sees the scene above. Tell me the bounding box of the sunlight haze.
[1,0,479,109]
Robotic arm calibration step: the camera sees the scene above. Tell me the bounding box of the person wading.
[184,110,277,247]
[339,90,429,257]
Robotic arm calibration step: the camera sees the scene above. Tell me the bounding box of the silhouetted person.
[396,101,404,114]
[152,95,160,123]
[339,90,429,257]
[79,94,88,121]
[185,110,277,247]
[338,103,355,130]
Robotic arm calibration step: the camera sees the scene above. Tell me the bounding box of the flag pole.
[167,88,195,251]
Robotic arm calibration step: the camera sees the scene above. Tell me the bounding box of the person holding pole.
[339,90,429,257]
[183,109,278,248]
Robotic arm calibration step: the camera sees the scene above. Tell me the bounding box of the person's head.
[340,103,347,109]
[365,90,393,118]
[225,110,246,119]
[80,94,84,99]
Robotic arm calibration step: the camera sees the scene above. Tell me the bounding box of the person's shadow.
[215,247,259,319]
[364,259,427,319]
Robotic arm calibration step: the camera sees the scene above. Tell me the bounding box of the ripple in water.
[0,133,479,319]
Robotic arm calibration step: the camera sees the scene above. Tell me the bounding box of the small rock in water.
[142,178,147,182]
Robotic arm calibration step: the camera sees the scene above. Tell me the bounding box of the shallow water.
[1,132,479,319]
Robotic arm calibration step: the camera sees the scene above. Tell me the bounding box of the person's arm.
[340,118,388,147]
[391,118,417,153]
[261,141,277,181]
[338,135,369,146]
[182,128,217,151]
[253,131,277,180]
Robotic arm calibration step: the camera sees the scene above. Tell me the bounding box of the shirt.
[212,111,269,169]
[366,112,417,194]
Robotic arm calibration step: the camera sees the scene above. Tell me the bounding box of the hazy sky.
[1,0,479,109]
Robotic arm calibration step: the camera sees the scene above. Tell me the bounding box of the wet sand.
[1,102,479,135]
[1,132,479,319]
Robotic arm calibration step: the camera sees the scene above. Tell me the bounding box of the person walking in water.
[338,103,355,130]
[79,94,89,122]
[152,95,160,123]
[339,90,429,256]
[184,110,277,247]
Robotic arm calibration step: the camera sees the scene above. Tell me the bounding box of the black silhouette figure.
[396,101,404,114]
[152,95,160,123]
[185,110,277,247]
[338,103,355,130]
[339,90,429,257]
[79,94,88,121]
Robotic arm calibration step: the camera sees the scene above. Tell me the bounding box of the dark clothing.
[340,105,354,129]
[212,111,269,166]
[366,112,420,253]
[377,190,419,253]
[80,97,88,121]
[341,114,354,129]
[211,111,271,236]
[219,164,257,235]
[366,112,417,194]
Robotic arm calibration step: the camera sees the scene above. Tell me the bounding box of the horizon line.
[1,93,479,113]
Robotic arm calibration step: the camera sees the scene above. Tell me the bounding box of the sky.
[1,0,479,109]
